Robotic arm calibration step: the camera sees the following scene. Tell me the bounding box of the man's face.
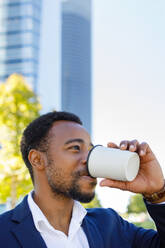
[44,120,97,203]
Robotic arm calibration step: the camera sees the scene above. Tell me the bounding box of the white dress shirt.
[27,192,89,248]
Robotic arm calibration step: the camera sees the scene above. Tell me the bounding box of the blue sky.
[39,0,165,212]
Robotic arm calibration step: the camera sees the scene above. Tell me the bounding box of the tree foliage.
[133,220,156,230]
[0,74,41,207]
[127,194,147,214]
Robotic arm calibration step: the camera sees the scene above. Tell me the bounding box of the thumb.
[100,179,128,191]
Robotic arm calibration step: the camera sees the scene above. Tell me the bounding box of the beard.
[46,161,96,203]
[49,178,96,203]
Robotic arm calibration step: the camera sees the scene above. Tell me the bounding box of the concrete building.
[61,0,92,133]
[0,0,42,91]
[0,0,92,132]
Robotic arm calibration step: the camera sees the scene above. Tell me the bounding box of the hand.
[100,140,164,195]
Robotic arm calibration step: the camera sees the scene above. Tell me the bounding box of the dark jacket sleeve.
[145,201,165,248]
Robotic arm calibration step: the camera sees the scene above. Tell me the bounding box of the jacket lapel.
[10,196,47,248]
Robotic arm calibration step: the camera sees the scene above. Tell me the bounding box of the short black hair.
[20,111,82,182]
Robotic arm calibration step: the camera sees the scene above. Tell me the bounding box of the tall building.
[0,0,92,131]
[0,0,42,91]
[61,0,92,133]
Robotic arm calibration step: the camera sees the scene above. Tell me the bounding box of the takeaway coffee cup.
[87,145,140,181]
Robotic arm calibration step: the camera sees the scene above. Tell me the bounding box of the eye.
[70,145,80,151]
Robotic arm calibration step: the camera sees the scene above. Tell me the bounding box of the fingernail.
[120,144,125,148]
[130,145,134,150]
[140,150,145,156]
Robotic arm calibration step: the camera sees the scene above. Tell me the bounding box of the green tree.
[127,194,156,230]
[127,194,147,214]
[82,194,102,208]
[0,74,41,208]
[133,220,156,230]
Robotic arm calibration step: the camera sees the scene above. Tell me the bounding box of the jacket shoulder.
[0,195,29,231]
[87,207,119,217]
[0,209,14,226]
[0,209,17,245]
[86,207,120,225]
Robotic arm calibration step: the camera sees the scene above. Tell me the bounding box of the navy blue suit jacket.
[0,195,165,248]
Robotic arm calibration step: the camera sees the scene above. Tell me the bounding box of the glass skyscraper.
[0,0,42,91]
[61,0,92,133]
[0,0,92,131]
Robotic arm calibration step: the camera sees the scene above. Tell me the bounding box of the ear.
[28,149,46,171]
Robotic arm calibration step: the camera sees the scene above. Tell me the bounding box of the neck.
[33,187,74,235]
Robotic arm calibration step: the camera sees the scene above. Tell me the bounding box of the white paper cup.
[87,145,140,181]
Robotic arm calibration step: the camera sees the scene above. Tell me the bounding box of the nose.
[81,150,89,165]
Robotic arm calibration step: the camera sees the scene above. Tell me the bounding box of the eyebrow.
[65,138,93,147]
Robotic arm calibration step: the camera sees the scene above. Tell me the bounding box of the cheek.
[47,149,82,176]
[57,152,81,168]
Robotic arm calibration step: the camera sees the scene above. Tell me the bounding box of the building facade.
[61,0,92,133]
[0,0,42,91]
[0,0,92,132]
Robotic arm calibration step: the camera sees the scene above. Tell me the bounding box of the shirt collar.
[28,191,52,232]
[27,191,87,235]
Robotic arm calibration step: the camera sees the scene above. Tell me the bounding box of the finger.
[119,140,129,150]
[100,178,128,191]
[128,140,139,152]
[107,142,119,149]
[138,142,149,156]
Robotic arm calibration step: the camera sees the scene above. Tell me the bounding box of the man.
[0,111,165,248]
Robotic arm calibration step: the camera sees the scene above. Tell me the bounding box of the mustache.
[73,169,97,186]
[74,169,90,177]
